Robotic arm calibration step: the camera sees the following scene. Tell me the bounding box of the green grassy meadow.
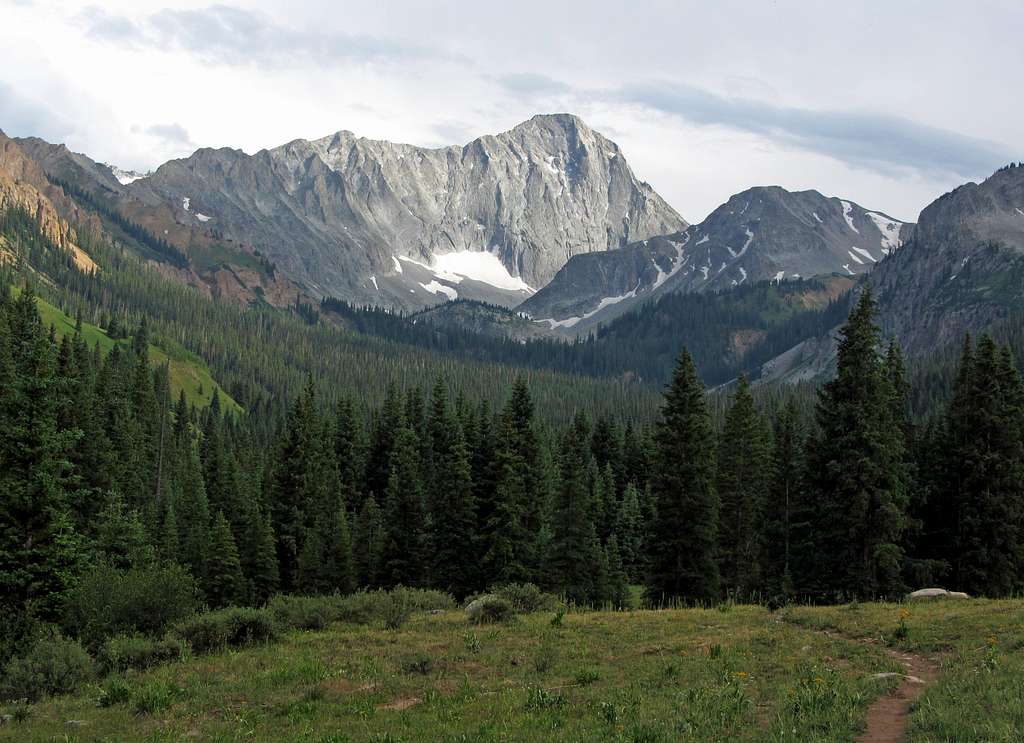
[0,603,907,742]
[25,288,241,414]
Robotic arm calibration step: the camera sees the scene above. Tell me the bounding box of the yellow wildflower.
[899,608,911,620]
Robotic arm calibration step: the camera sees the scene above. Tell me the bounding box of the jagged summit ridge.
[109,113,685,309]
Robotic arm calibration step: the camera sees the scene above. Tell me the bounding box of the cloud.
[144,123,195,148]
[615,81,1011,180]
[0,81,76,142]
[79,4,458,69]
[492,73,570,98]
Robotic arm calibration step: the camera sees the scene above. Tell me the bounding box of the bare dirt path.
[778,616,942,743]
[857,643,940,743]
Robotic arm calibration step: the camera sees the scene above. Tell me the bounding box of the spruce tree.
[244,509,280,604]
[549,414,603,604]
[380,426,428,587]
[613,482,645,581]
[206,511,245,607]
[354,495,385,588]
[716,375,772,600]
[645,349,719,605]
[764,397,804,599]
[947,335,1024,595]
[0,285,82,620]
[429,402,478,599]
[605,535,631,609]
[804,289,908,600]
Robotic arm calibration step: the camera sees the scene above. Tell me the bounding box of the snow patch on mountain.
[865,211,904,254]
[420,280,458,300]
[105,164,149,185]
[431,250,534,292]
[850,246,876,263]
[840,200,859,233]
[536,283,641,329]
[737,227,755,258]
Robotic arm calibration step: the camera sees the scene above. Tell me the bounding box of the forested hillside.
[4,135,1024,729]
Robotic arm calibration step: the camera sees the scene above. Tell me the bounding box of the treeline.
[0,204,661,426]
[0,282,657,661]
[320,281,856,389]
[45,176,189,268]
[646,289,1024,604]
[6,279,1024,665]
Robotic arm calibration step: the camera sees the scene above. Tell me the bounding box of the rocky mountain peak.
[108,114,686,309]
[520,184,913,333]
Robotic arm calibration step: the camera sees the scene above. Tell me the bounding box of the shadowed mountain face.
[758,164,1024,385]
[519,185,911,333]
[19,114,684,311]
[870,163,1024,353]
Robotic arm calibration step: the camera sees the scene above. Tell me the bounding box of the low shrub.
[525,686,567,711]
[64,563,200,649]
[96,676,132,708]
[401,653,434,675]
[131,680,179,715]
[466,595,514,625]
[382,594,412,631]
[268,595,338,631]
[491,583,558,614]
[332,591,393,624]
[98,634,188,674]
[0,635,94,702]
[532,635,558,673]
[392,587,455,612]
[268,588,456,631]
[173,608,278,654]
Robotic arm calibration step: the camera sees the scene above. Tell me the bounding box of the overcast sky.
[2,0,1020,222]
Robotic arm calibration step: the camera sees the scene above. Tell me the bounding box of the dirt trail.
[778,616,941,742]
[857,643,940,743]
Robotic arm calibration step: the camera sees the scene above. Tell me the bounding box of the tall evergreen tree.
[354,495,385,588]
[0,286,83,620]
[428,388,478,599]
[804,289,908,600]
[646,349,719,605]
[549,414,603,604]
[764,397,805,599]
[716,375,772,600]
[206,511,246,607]
[380,426,428,587]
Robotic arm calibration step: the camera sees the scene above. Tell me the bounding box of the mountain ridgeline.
[17,115,685,311]
[520,186,911,332]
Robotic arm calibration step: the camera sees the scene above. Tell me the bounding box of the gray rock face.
[520,186,911,332]
[754,164,1024,384]
[121,114,685,309]
[870,163,1024,354]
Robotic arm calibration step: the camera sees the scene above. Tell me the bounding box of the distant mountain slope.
[520,186,910,332]
[871,163,1024,353]
[21,115,685,311]
[757,163,1024,385]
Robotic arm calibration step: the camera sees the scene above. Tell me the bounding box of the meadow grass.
[0,606,903,742]
[21,287,241,413]
[783,598,1024,741]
